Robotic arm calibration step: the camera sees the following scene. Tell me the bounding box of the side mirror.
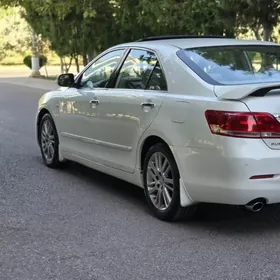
[57,73,75,87]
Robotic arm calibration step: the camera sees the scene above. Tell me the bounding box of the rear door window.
[115,49,167,90]
[146,62,168,91]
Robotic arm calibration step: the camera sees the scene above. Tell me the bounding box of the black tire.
[39,113,61,169]
[143,143,197,221]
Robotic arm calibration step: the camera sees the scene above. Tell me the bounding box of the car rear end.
[175,41,280,208]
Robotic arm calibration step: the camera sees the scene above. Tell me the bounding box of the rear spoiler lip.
[214,82,280,100]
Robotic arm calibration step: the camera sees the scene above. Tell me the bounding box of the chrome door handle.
[141,102,155,108]
[90,99,100,105]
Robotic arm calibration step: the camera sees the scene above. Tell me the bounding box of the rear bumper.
[171,140,280,206]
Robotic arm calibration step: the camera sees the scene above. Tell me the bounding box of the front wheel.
[143,143,197,221]
[39,113,61,168]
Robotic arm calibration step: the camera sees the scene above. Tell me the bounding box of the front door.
[59,48,126,158]
[89,48,168,173]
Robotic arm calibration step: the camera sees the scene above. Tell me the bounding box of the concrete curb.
[0,77,58,91]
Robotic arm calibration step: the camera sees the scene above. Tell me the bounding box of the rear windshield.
[178,45,280,85]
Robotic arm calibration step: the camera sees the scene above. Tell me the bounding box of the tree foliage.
[23,54,47,69]
[1,0,280,70]
[138,0,234,36]
[219,0,280,41]
[0,7,31,62]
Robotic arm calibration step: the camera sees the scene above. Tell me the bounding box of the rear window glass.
[179,46,280,85]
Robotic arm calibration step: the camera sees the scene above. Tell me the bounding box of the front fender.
[36,90,64,144]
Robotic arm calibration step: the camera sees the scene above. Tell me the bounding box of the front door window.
[80,49,125,89]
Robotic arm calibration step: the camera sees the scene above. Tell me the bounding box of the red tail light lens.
[250,174,274,180]
[205,110,280,138]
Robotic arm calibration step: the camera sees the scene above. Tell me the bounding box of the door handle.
[89,99,100,105]
[141,102,155,108]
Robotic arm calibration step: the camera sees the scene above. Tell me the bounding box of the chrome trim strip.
[61,132,132,151]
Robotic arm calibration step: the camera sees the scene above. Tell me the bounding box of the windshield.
[180,45,280,85]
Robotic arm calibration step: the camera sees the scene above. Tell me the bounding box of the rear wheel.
[39,114,61,168]
[143,143,197,221]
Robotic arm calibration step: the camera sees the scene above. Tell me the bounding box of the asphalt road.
[1,83,280,280]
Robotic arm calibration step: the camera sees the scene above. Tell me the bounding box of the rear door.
[90,48,168,173]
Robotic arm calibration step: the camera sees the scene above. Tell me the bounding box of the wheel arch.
[139,135,172,172]
[139,134,196,219]
[36,108,53,144]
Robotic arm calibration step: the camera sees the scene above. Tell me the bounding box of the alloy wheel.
[41,119,55,163]
[146,152,174,211]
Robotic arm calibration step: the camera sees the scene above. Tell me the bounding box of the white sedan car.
[36,35,280,221]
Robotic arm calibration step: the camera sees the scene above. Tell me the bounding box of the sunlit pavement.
[1,82,280,279]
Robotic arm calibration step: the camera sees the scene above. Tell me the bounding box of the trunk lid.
[214,82,280,100]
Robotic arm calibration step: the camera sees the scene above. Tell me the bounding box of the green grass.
[31,74,58,80]
[0,51,62,66]
[43,75,57,80]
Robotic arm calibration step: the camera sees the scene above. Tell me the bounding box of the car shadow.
[186,203,280,236]
[57,160,148,208]
[42,158,280,235]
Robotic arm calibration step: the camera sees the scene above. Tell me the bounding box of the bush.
[23,55,48,69]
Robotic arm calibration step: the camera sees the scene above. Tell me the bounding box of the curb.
[0,77,58,91]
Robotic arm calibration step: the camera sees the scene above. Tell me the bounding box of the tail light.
[250,174,274,180]
[205,110,280,138]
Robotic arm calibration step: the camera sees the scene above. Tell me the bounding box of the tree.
[12,0,119,71]
[0,6,32,63]
[219,0,280,41]
[137,0,235,37]
[2,0,280,74]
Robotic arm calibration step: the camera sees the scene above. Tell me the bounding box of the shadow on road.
[188,203,280,236]
[46,159,280,235]
[58,160,147,205]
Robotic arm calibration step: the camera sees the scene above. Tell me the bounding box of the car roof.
[116,37,279,50]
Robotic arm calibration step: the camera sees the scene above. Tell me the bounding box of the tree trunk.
[60,57,64,74]
[263,28,270,41]
[253,29,261,41]
[44,65,48,77]
[87,53,94,62]
[88,50,98,62]
[63,56,73,73]
[224,28,235,38]
[75,56,80,73]
[262,22,272,41]
[82,54,88,66]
